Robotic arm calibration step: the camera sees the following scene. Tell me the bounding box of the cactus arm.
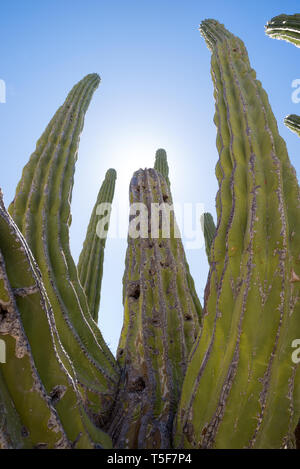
[0,191,113,448]
[154,148,171,187]
[200,212,217,264]
[8,75,119,418]
[265,14,300,48]
[78,169,117,323]
[175,20,300,449]
[109,168,201,449]
[284,114,300,137]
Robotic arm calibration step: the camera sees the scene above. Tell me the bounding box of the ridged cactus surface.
[0,191,112,449]
[78,169,117,323]
[175,19,300,449]
[108,168,201,448]
[265,14,300,48]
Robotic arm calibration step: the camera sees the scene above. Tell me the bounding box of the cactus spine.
[175,19,300,449]
[108,168,201,448]
[78,169,117,323]
[265,14,300,48]
[201,212,216,264]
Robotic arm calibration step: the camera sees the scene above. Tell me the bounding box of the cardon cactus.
[266,14,300,138]
[0,18,299,450]
[78,168,117,323]
[154,149,170,187]
[109,168,201,448]
[175,19,300,449]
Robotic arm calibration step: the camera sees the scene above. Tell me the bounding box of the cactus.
[154,149,170,187]
[265,14,300,48]
[108,168,201,448]
[1,75,120,448]
[1,18,300,450]
[284,114,300,137]
[0,191,112,449]
[200,212,216,264]
[78,169,117,323]
[175,19,300,449]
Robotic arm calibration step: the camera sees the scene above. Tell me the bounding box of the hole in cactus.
[34,443,48,449]
[118,349,124,357]
[128,376,146,393]
[0,305,8,323]
[184,314,192,321]
[163,194,168,202]
[21,426,29,438]
[49,385,67,405]
[128,282,140,300]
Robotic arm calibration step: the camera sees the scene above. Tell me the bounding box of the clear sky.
[1,0,299,355]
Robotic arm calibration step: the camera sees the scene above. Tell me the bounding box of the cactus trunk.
[108,168,201,448]
[174,19,300,449]
[5,75,119,437]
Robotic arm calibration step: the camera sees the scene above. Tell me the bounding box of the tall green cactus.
[109,168,201,448]
[78,169,117,323]
[1,75,120,448]
[200,212,216,264]
[0,191,112,449]
[175,19,300,449]
[265,14,300,48]
[154,149,170,187]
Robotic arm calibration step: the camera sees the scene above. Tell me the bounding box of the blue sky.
[1,0,299,354]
